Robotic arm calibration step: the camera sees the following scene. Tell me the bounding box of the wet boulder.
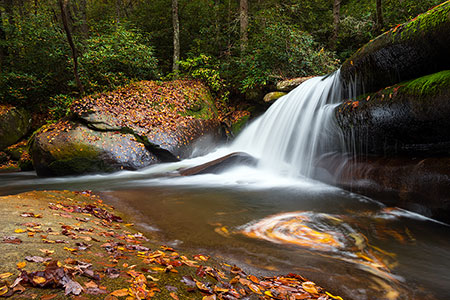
[335,70,450,155]
[178,152,257,176]
[315,154,450,222]
[340,2,450,96]
[30,80,222,176]
[0,105,31,150]
[30,121,158,176]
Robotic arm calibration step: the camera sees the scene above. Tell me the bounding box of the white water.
[231,70,344,177]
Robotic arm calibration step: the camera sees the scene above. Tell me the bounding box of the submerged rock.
[178,152,257,176]
[0,105,31,150]
[340,2,450,96]
[31,80,222,176]
[335,70,450,155]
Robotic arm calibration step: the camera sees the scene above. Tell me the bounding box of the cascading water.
[231,70,345,177]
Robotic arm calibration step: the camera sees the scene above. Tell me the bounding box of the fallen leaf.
[17,261,26,269]
[0,273,13,279]
[40,294,58,300]
[302,281,318,294]
[111,288,129,297]
[32,276,46,285]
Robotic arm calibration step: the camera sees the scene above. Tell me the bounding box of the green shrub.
[238,22,339,91]
[79,25,159,93]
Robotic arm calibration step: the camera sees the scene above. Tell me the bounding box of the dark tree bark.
[330,0,341,50]
[240,0,248,53]
[172,0,180,72]
[58,0,84,95]
[0,10,7,66]
[376,0,384,31]
[79,0,89,36]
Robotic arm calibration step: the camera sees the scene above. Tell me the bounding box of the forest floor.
[0,190,343,300]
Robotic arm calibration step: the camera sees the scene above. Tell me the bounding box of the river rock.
[276,76,315,92]
[335,70,450,155]
[0,105,31,150]
[31,80,222,176]
[178,152,257,176]
[315,154,450,222]
[340,2,450,96]
[30,121,159,176]
[263,92,287,103]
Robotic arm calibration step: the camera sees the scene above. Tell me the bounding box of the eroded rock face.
[315,154,450,222]
[335,71,450,155]
[31,80,222,176]
[340,2,450,96]
[0,106,31,150]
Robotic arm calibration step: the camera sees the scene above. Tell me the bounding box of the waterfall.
[231,70,344,177]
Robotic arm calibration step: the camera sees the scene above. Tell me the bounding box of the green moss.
[398,2,450,41]
[231,115,250,135]
[51,143,100,161]
[48,157,114,175]
[402,70,450,96]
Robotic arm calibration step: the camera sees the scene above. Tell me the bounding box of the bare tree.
[330,0,341,50]
[58,0,84,95]
[376,0,384,32]
[172,0,180,72]
[240,0,248,53]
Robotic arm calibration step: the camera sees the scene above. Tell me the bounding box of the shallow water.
[1,162,449,300]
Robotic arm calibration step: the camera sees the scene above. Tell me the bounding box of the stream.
[1,159,449,300]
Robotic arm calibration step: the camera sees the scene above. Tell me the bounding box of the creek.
[1,72,449,300]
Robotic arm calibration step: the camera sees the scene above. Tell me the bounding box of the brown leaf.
[40,294,58,300]
[64,279,84,295]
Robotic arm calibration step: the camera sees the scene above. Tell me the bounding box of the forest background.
[0,0,446,120]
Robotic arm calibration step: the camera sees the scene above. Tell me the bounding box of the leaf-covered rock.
[30,80,222,176]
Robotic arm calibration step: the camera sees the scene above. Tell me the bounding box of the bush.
[178,54,229,103]
[79,25,159,93]
[0,15,70,105]
[238,23,339,92]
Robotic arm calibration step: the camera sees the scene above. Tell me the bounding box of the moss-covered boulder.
[30,80,221,176]
[31,121,158,176]
[0,106,31,150]
[335,70,450,155]
[340,2,450,96]
[263,92,287,103]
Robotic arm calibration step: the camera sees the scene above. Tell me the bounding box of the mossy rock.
[340,1,450,96]
[0,106,31,150]
[263,92,287,103]
[276,76,315,92]
[30,121,158,176]
[335,70,450,155]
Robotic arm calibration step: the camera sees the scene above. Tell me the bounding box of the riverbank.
[0,190,342,300]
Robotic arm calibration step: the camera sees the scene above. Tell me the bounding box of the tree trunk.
[330,0,341,50]
[376,0,383,31]
[79,0,89,36]
[0,10,7,66]
[115,0,122,24]
[239,0,248,53]
[58,0,84,95]
[172,0,180,72]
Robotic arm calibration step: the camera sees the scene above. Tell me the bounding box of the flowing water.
[1,72,450,299]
